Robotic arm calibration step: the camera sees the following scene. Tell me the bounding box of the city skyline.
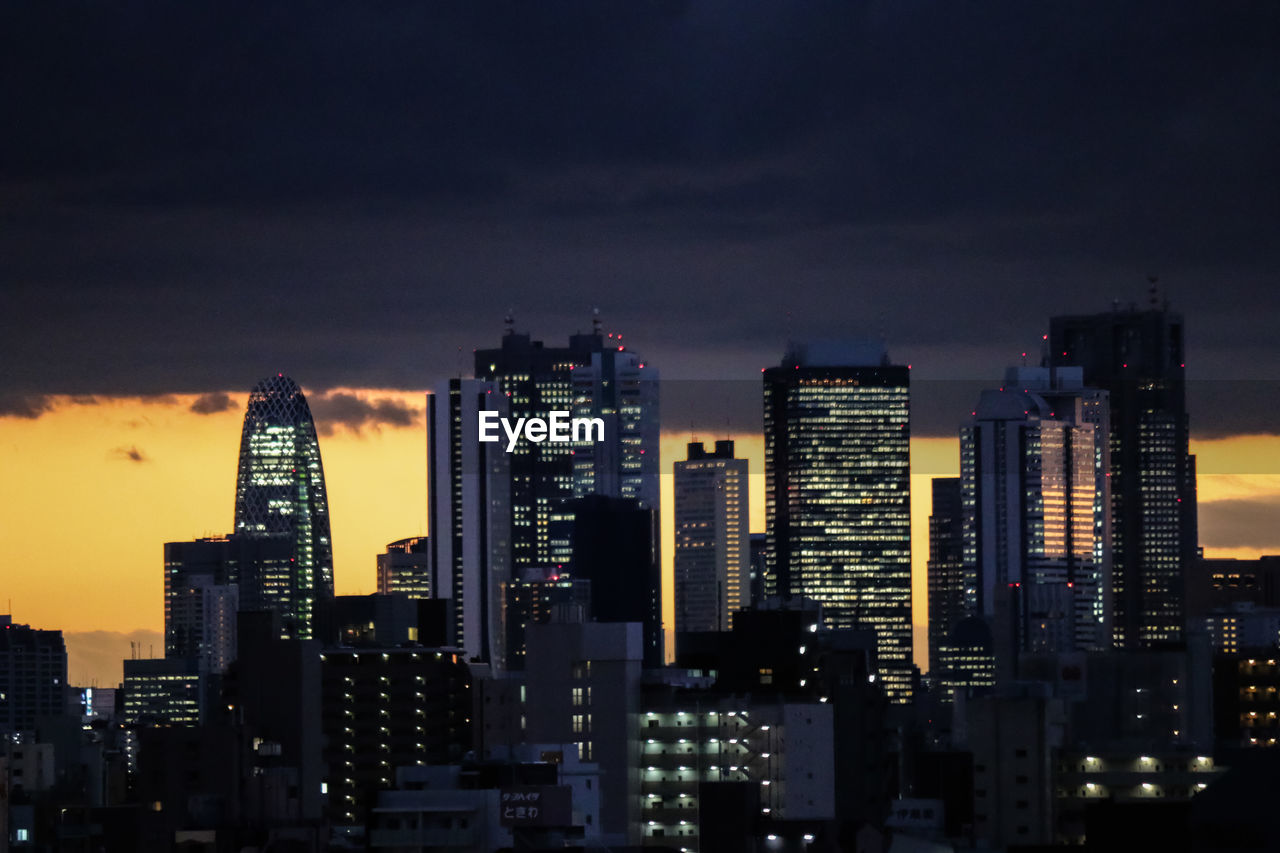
[4,4,1280,848]
[3,1,1279,687]
[5,321,1280,687]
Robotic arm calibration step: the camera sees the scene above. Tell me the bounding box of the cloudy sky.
[2,1,1278,681]
[4,2,1278,403]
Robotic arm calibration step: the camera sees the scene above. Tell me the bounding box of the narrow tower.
[233,374,334,639]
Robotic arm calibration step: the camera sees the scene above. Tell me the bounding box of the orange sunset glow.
[3,393,1279,684]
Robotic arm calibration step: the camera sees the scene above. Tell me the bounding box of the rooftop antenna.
[1147,274,1160,309]
[503,308,515,336]
[592,307,602,336]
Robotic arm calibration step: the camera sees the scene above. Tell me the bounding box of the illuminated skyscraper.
[233,375,334,640]
[429,323,658,668]
[1050,302,1196,647]
[470,325,659,571]
[763,341,913,702]
[674,440,749,637]
[377,536,432,599]
[960,366,1110,677]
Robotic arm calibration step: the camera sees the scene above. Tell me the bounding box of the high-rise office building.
[121,658,203,728]
[163,538,239,674]
[377,536,432,599]
[674,440,749,637]
[763,341,913,702]
[470,325,659,570]
[233,375,335,640]
[428,377,511,661]
[428,325,658,668]
[0,615,67,735]
[568,339,660,511]
[927,477,965,674]
[1050,302,1197,646]
[960,367,1109,675]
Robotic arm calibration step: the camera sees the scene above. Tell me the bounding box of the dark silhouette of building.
[1050,302,1197,647]
[0,615,67,736]
[561,495,663,667]
[935,616,996,703]
[163,537,239,674]
[927,477,965,676]
[1186,555,1280,622]
[502,572,592,671]
[748,533,767,610]
[320,647,472,827]
[1213,651,1280,752]
[222,610,324,825]
[332,593,420,647]
[233,375,335,641]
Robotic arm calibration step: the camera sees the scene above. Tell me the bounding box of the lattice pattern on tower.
[233,374,334,639]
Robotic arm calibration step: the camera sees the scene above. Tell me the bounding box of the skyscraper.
[960,366,1109,676]
[1050,301,1197,646]
[562,495,663,668]
[674,440,749,637]
[164,538,239,674]
[927,477,965,674]
[0,615,67,736]
[428,378,510,660]
[470,325,659,570]
[233,375,334,640]
[763,341,913,702]
[428,324,658,668]
[377,536,432,599]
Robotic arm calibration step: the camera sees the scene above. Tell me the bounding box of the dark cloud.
[110,445,149,463]
[0,394,54,419]
[308,392,422,437]
[1200,497,1280,550]
[0,1,1276,441]
[190,392,236,415]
